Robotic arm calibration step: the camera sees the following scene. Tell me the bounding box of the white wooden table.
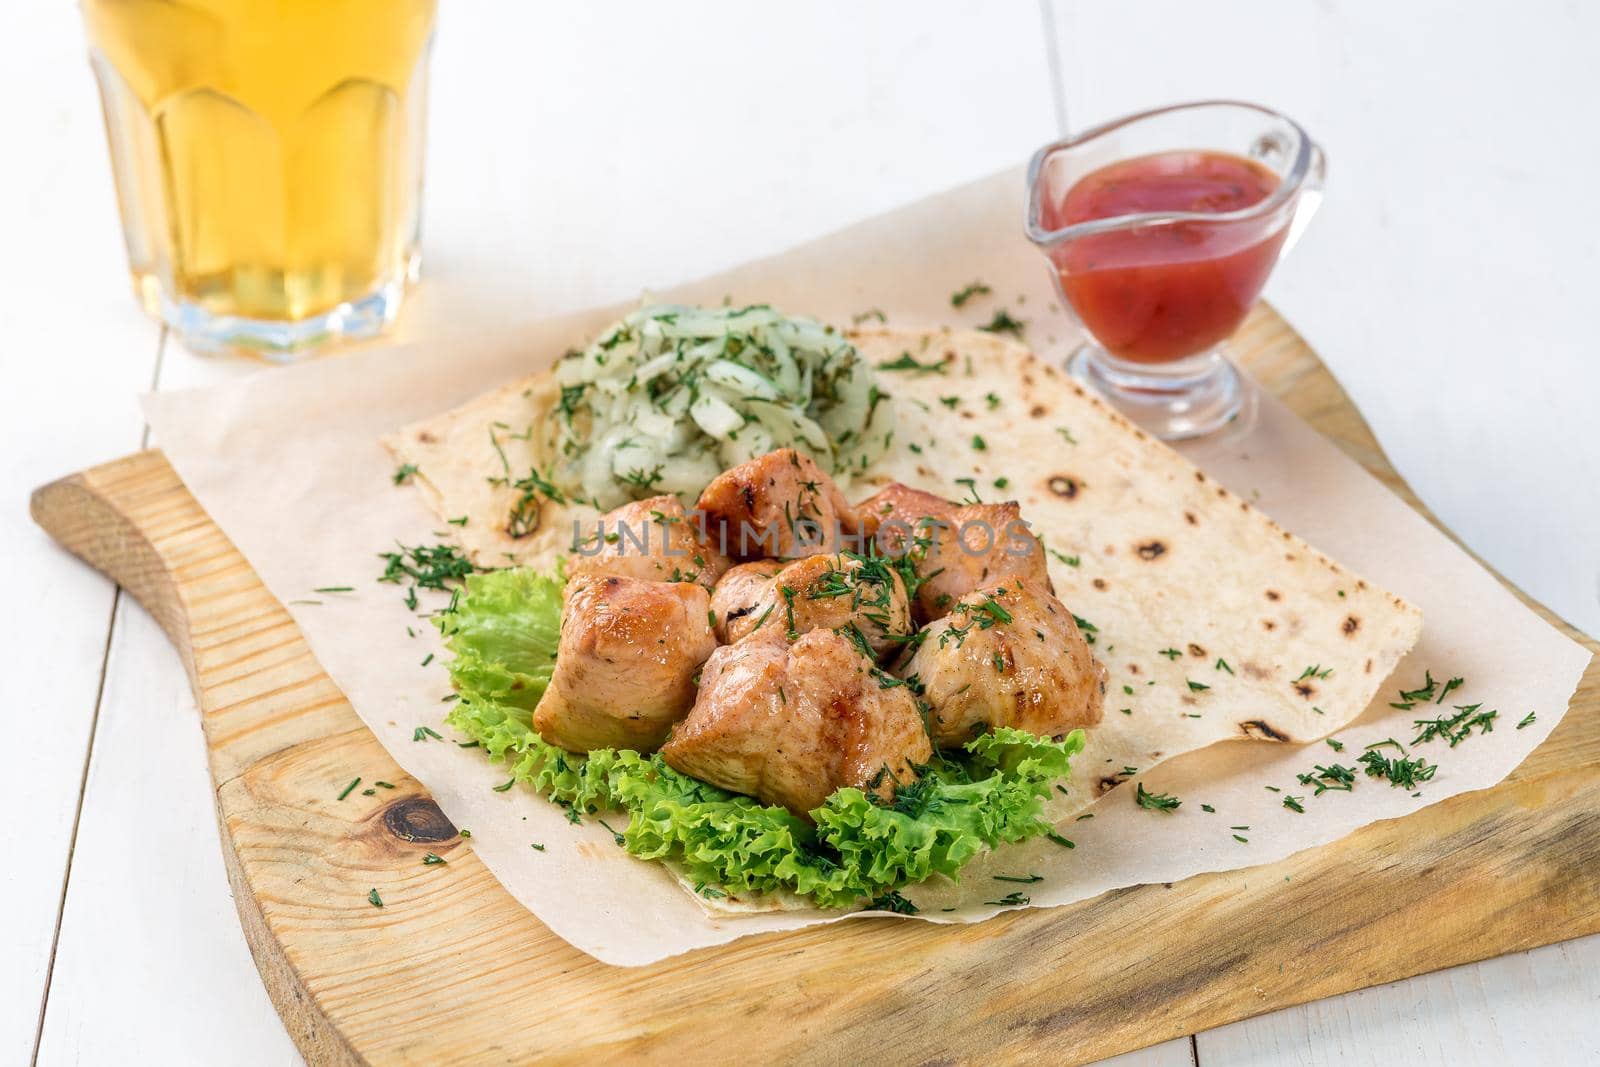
[5,3,1597,1064]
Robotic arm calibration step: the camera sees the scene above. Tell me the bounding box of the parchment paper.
[143,169,1591,965]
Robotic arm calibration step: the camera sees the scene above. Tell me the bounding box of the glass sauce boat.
[1025,101,1325,439]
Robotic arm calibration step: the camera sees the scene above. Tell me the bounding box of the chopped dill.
[1135,783,1181,812]
[877,352,948,375]
[1357,748,1437,790]
[950,281,992,307]
[866,889,919,914]
[978,308,1026,338]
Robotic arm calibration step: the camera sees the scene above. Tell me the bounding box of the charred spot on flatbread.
[1343,615,1361,635]
[1239,719,1290,742]
[1096,769,1134,796]
[1047,475,1082,499]
[1136,540,1167,561]
[1187,643,1206,658]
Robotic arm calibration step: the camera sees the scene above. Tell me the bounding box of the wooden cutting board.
[31,305,1600,1067]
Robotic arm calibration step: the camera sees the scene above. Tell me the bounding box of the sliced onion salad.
[551,304,894,508]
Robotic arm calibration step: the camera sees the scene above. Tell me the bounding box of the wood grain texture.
[28,305,1600,1067]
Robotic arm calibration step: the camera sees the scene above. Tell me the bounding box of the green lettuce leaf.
[812,727,1085,893]
[437,569,562,713]
[441,566,1087,908]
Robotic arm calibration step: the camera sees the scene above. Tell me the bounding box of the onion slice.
[550,304,893,508]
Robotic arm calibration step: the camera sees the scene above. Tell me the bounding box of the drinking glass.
[82,0,438,359]
[1025,101,1325,439]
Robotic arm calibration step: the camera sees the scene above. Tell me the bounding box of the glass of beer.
[81,0,438,359]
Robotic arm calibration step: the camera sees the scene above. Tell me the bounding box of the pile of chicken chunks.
[535,449,1105,817]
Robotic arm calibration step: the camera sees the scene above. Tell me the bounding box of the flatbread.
[386,326,1422,913]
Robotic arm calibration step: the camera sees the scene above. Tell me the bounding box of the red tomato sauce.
[1043,150,1285,364]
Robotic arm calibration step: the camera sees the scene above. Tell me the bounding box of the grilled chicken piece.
[695,449,864,561]
[567,495,731,590]
[708,560,784,643]
[661,628,933,816]
[716,553,913,657]
[902,577,1103,747]
[856,483,953,558]
[857,483,1052,622]
[533,574,717,753]
[917,501,1053,620]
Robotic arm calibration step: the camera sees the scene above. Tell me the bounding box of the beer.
[82,0,437,356]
